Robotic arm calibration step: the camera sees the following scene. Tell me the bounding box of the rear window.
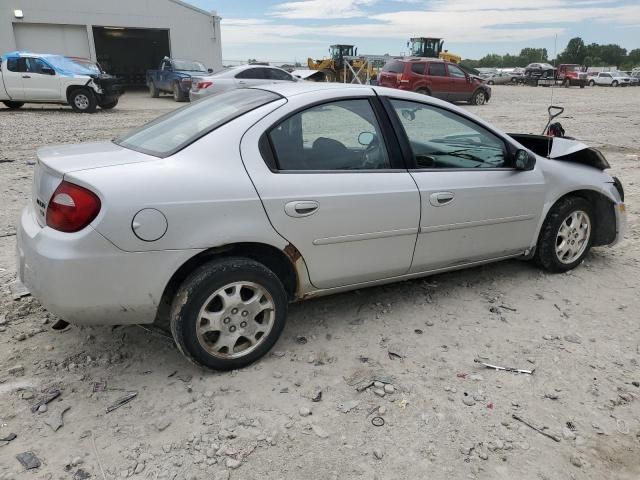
[115,89,281,158]
[427,63,446,77]
[383,61,404,73]
[411,63,425,75]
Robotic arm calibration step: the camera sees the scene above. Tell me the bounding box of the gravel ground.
[0,85,639,480]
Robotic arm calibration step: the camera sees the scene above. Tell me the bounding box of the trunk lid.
[32,141,151,227]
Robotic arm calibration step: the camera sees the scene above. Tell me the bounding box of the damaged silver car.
[17,83,626,370]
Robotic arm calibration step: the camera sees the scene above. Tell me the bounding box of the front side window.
[390,99,507,169]
[116,89,280,157]
[447,64,466,78]
[427,63,446,77]
[25,58,50,74]
[268,99,390,171]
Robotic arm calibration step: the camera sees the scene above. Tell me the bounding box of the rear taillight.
[46,181,101,233]
[196,81,212,89]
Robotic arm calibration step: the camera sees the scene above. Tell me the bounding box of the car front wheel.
[471,90,487,105]
[69,88,97,113]
[170,257,288,370]
[535,197,594,272]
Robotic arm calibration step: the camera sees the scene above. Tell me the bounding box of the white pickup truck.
[1,51,123,112]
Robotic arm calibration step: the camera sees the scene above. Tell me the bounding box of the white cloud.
[271,0,376,19]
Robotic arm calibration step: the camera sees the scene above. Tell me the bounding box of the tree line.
[461,37,640,71]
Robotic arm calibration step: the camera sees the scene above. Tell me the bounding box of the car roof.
[254,81,369,98]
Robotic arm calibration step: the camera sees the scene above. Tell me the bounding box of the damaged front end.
[507,133,610,170]
[91,73,125,98]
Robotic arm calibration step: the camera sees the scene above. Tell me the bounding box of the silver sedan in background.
[17,83,626,371]
[190,64,299,101]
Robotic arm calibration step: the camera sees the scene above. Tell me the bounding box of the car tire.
[612,80,618,87]
[69,88,97,113]
[535,197,595,273]
[170,257,288,371]
[588,80,595,86]
[3,101,24,109]
[149,82,160,98]
[100,99,118,110]
[173,82,187,102]
[415,88,431,96]
[470,90,487,105]
[487,80,494,85]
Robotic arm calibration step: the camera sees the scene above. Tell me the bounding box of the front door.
[446,63,472,102]
[240,93,420,289]
[385,98,545,272]
[425,62,449,100]
[22,57,60,101]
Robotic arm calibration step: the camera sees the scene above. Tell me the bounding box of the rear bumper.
[16,204,199,325]
[189,89,211,102]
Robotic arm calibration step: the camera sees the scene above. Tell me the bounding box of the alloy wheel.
[555,210,591,264]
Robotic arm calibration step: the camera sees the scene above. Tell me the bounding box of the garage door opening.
[92,26,170,87]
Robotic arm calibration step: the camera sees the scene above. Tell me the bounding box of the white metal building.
[0,0,222,85]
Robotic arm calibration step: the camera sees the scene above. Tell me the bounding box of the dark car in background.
[378,58,491,105]
[524,63,556,79]
[146,57,212,102]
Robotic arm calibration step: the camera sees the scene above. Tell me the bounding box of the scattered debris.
[371,416,385,427]
[155,418,172,431]
[373,447,384,460]
[92,381,107,393]
[564,334,582,344]
[51,319,70,330]
[44,404,71,432]
[0,433,17,442]
[512,414,561,442]
[298,407,311,417]
[105,392,137,413]
[337,400,360,413]
[474,358,534,375]
[31,389,61,413]
[295,336,307,345]
[311,424,329,438]
[73,468,91,480]
[16,451,41,469]
[311,391,322,402]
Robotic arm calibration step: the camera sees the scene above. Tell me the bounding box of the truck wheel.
[3,101,24,109]
[170,257,288,370]
[100,99,118,110]
[470,90,487,105]
[535,197,594,273]
[149,82,160,98]
[173,82,187,102]
[69,88,97,113]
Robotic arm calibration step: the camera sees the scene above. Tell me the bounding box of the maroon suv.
[378,58,491,105]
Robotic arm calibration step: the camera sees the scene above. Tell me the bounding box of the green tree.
[519,48,548,64]
[558,37,585,64]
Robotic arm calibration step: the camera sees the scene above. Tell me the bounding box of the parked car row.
[1,51,124,112]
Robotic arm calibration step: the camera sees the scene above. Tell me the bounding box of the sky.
[188,0,640,63]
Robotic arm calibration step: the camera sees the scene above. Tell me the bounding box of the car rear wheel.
[535,197,594,273]
[173,82,187,102]
[149,82,159,98]
[3,101,24,109]
[69,88,97,113]
[170,257,288,370]
[415,88,431,96]
[470,90,487,105]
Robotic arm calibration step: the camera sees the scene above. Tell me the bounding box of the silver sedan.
[189,64,299,101]
[17,83,626,370]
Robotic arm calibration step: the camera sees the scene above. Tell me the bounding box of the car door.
[425,62,449,100]
[265,68,297,84]
[22,57,60,101]
[239,90,420,289]
[445,63,470,102]
[597,73,610,85]
[234,68,268,88]
[1,57,26,100]
[383,97,546,272]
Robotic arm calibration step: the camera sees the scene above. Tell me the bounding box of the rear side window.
[267,68,293,81]
[411,63,425,75]
[5,58,21,72]
[383,61,404,73]
[116,89,281,157]
[236,68,267,79]
[427,63,446,76]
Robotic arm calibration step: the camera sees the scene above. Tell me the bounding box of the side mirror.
[358,131,375,146]
[208,68,213,73]
[42,67,55,75]
[514,149,536,171]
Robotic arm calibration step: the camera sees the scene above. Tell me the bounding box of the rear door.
[22,57,61,101]
[425,62,449,99]
[445,63,471,102]
[234,68,268,88]
[240,89,420,289]
[2,57,26,100]
[265,68,297,84]
[383,97,545,271]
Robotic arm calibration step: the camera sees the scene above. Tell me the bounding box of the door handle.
[238,81,247,86]
[22,75,31,79]
[285,201,319,217]
[429,192,455,207]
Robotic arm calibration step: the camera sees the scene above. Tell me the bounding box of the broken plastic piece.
[474,358,534,375]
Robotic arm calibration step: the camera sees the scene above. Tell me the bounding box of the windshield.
[44,55,99,76]
[565,65,580,71]
[115,89,281,157]
[173,60,207,71]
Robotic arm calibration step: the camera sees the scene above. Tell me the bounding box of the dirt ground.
[0,85,639,480]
